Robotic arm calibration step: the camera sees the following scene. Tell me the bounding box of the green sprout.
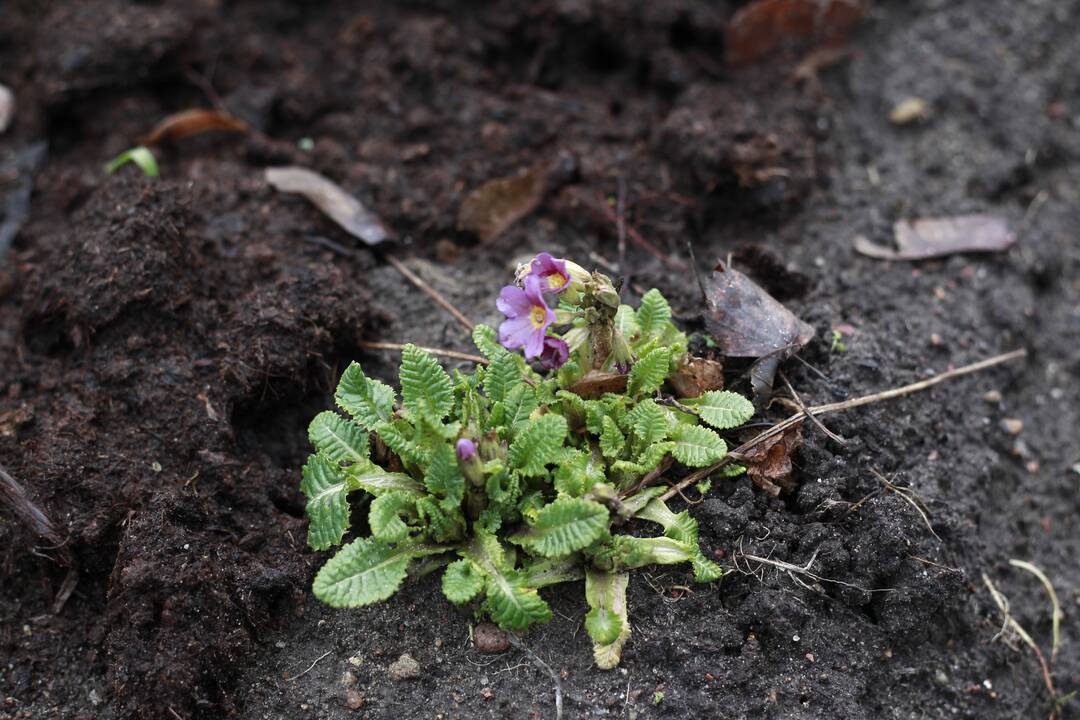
[652,691,665,705]
[104,146,159,177]
[830,329,847,353]
[300,254,756,668]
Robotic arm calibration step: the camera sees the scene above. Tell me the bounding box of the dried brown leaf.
[741,420,803,495]
[266,166,393,246]
[139,108,249,146]
[568,370,628,400]
[726,0,863,68]
[854,215,1015,261]
[667,355,725,398]
[457,165,547,243]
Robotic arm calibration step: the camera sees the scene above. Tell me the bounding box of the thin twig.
[983,573,1057,701]
[358,340,487,365]
[286,650,333,681]
[1009,560,1063,664]
[506,634,563,720]
[869,469,941,542]
[615,169,628,275]
[657,349,1027,502]
[384,255,475,332]
[593,190,688,272]
[780,371,846,445]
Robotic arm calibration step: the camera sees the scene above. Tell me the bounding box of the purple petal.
[539,337,569,370]
[456,438,477,461]
[522,274,549,307]
[529,252,570,293]
[497,284,531,318]
[523,328,546,359]
[498,315,534,350]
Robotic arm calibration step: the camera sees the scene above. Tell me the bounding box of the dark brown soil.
[2,1,1078,719]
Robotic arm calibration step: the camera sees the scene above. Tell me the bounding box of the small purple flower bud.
[539,336,570,370]
[456,438,477,461]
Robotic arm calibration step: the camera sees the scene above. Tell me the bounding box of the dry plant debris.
[138,108,249,146]
[266,166,394,245]
[855,215,1016,260]
[725,0,863,67]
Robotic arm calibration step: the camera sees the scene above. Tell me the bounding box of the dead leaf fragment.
[741,420,803,495]
[139,108,249,146]
[888,97,929,125]
[726,0,863,67]
[854,215,1015,261]
[266,166,393,245]
[703,262,813,403]
[0,84,14,134]
[668,355,725,398]
[457,151,576,243]
[569,370,628,399]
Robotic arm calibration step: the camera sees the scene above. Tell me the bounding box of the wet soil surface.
[1,1,1078,718]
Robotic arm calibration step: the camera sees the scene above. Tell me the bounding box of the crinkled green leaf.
[301,453,352,550]
[375,420,429,466]
[442,559,484,604]
[508,414,567,477]
[368,490,416,544]
[484,569,552,630]
[424,443,465,511]
[335,362,395,430]
[416,496,466,544]
[688,390,755,430]
[599,416,625,460]
[719,463,747,477]
[400,344,454,420]
[614,304,640,339]
[625,399,670,445]
[511,497,609,557]
[585,570,630,669]
[636,289,671,337]
[472,324,503,361]
[521,556,585,588]
[502,383,538,431]
[346,463,424,496]
[313,538,410,607]
[554,451,605,497]
[308,411,369,465]
[590,535,692,572]
[484,351,521,405]
[637,441,674,473]
[627,346,671,397]
[670,424,727,467]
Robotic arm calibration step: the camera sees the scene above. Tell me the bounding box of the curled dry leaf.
[668,355,725,398]
[726,0,863,67]
[0,84,14,134]
[457,151,577,243]
[568,370,628,399]
[702,262,814,403]
[266,166,393,245]
[854,215,1015,261]
[138,108,249,146]
[740,420,803,496]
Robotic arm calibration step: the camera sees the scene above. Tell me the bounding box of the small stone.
[805,653,815,663]
[434,637,443,649]
[1000,418,1023,435]
[479,687,495,700]
[889,97,929,125]
[473,622,510,653]
[982,390,1002,404]
[348,655,361,667]
[341,671,357,688]
[345,689,364,710]
[387,653,420,681]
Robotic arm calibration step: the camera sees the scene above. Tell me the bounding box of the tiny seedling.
[300,253,755,667]
[830,329,847,353]
[104,146,159,177]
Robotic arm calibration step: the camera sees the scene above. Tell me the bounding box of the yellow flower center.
[529,306,547,329]
[547,273,566,290]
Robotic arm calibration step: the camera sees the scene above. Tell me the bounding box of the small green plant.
[104,146,159,177]
[301,254,754,667]
[652,690,665,705]
[830,328,847,353]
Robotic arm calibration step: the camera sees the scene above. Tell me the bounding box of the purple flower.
[456,438,477,461]
[538,337,569,370]
[497,275,555,359]
[529,252,570,293]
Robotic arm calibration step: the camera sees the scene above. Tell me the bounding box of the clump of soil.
[2,1,1078,719]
